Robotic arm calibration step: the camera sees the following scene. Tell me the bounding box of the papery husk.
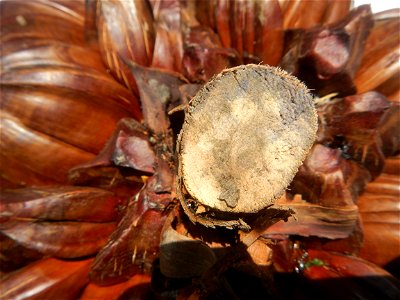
[150,0,184,73]
[0,186,121,223]
[181,25,238,82]
[355,9,400,96]
[81,274,152,300]
[281,5,373,97]
[89,184,171,286]
[0,258,92,300]
[0,63,141,118]
[263,194,359,240]
[1,86,130,154]
[0,111,95,186]
[97,0,155,92]
[378,103,400,156]
[384,156,400,175]
[127,62,188,133]
[0,0,88,64]
[281,0,331,29]
[279,0,351,29]
[0,0,142,187]
[315,92,394,178]
[301,250,400,299]
[193,0,284,66]
[0,232,43,273]
[289,144,371,206]
[68,117,157,177]
[1,42,105,71]
[358,165,400,269]
[0,220,115,258]
[0,1,399,298]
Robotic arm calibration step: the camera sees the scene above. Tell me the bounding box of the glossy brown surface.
[1,220,115,258]
[98,0,155,92]
[0,258,92,300]
[81,274,151,300]
[0,111,95,185]
[355,10,400,96]
[0,0,399,298]
[0,186,121,222]
[281,5,373,97]
[359,167,400,268]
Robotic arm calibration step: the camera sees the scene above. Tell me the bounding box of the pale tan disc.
[179,64,318,214]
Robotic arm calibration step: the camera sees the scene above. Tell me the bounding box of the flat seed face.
[179,64,317,213]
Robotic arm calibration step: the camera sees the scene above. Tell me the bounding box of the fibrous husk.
[178,64,317,228]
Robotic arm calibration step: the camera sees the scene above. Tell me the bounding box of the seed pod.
[177,64,317,228]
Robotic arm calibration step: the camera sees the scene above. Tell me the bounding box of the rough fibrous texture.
[1,1,399,298]
[179,64,317,216]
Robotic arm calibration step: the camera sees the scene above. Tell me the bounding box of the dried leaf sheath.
[355,10,400,96]
[0,0,399,298]
[0,258,93,300]
[0,187,120,222]
[0,112,95,185]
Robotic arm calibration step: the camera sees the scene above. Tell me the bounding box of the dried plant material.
[0,258,92,300]
[0,43,106,73]
[301,219,364,256]
[178,64,317,226]
[1,83,130,155]
[89,184,171,285]
[280,0,351,29]
[150,0,184,73]
[81,274,151,300]
[127,63,188,133]
[246,239,272,267]
[0,0,86,55]
[281,0,331,29]
[316,92,393,178]
[0,220,115,258]
[69,118,154,175]
[321,0,352,25]
[1,0,399,297]
[359,169,400,269]
[281,5,373,97]
[0,186,120,223]
[193,0,284,66]
[182,25,238,82]
[0,112,95,186]
[378,103,400,157]
[0,232,43,273]
[289,144,371,207]
[263,194,359,239]
[228,0,284,65]
[272,242,400,298]
[384,156,400,175]
[355,10,400,94]
[0,58,141,118]
[300,250,400,299]
[97,0,155,92]
[0,21,142,187]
